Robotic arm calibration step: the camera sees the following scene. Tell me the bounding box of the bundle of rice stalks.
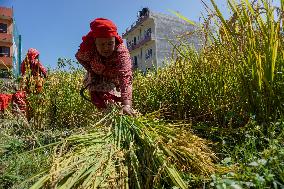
[29,111,217,189]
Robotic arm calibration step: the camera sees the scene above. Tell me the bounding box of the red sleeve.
[37,61,47,77]
[20,59,26,76]
[116,44,133,101]
[75,49,94,73]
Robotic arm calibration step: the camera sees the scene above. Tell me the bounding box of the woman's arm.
[37,60,48,78]
[116,44,135,116]
[75,50,94,73]
[116,44,133,104]
[20,57,28,76]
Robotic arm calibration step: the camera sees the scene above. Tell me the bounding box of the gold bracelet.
[123,104,131,108]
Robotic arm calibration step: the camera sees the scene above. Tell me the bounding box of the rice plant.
[29,110,217,189]
[27,59,98,129]
[1,0,283,188]
[133,0,284,126]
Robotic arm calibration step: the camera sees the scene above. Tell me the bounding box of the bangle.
[123,104,131,108]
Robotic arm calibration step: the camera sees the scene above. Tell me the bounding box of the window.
[134,56,138,67]
[0,46,10,57]
[127,41,132,49]
[134,37,137,45]
[145,48,153,60]
[0,23,8,33]
[144,28,152,38]
[131,57,134,65]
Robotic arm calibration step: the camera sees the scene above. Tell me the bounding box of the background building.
[0,6,21,78]
[122,8,200,72]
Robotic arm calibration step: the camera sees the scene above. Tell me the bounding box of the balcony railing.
[127,33,154,51]
[0,7,13,20]
[0,56,13,68]
[0,33,12,43]
[122,12,150,37]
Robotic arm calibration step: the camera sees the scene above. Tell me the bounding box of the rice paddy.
[0,0,283,188]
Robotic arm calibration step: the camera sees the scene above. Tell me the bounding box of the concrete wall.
[0,7,13,19]
[125,18,156,72]
[130,41,156,72]
[152,12,199,67]
[152,13,195,39]
[0,18,13,58]
[0,7,15,73]
[142,41,156,71]
[123,9,201,72]
[130,48,140,69]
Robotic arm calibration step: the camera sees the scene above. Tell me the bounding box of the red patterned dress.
[76,43,133,109]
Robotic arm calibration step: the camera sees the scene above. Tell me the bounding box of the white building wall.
[123,9,199,72]
[142,41,156,71]
[125,19,154,47]
[124,18,156,72]
[130,48,140,69]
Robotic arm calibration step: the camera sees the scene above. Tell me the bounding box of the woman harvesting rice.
[76,18,135,116]
[21,48,47,93]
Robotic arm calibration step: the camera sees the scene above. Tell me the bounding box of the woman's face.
[95,37,115,57]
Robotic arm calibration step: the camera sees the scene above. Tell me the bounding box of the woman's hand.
[120,104,136,116]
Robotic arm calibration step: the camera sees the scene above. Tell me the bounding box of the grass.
[210,119,284,188]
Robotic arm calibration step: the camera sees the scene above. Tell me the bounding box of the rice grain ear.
[29,111,216,188]
[168,9,196,26]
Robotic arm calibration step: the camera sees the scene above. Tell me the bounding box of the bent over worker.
[21,48,47,93]
[75,18,135,116]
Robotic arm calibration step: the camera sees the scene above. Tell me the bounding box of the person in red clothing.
[0,93,13,115]
[75,18,135,116]
[12,90,27,116]
[21,48,47,93]
[0,89,26,117]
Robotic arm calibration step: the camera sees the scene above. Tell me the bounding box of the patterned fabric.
[0,91,27,114]
[21,48,47,93]
[76,43,133,106]
[21,48,47,77]
[12,91,27,114]
[90,91,121,109]
[0,94,13,111]
[76,18,132,108]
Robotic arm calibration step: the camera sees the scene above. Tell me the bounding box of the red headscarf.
[79,18,123,52]
[27,48,40,62]
[21,48,47,77]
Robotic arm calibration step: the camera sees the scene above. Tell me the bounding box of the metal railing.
[126,33,154,51]
[122,12,150,37]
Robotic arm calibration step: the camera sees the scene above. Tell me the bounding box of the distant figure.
[21,48,47,93]
[75,18,135,116]
[12,90,27,117]
[0,93,13,115]
[0,89,26,118]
